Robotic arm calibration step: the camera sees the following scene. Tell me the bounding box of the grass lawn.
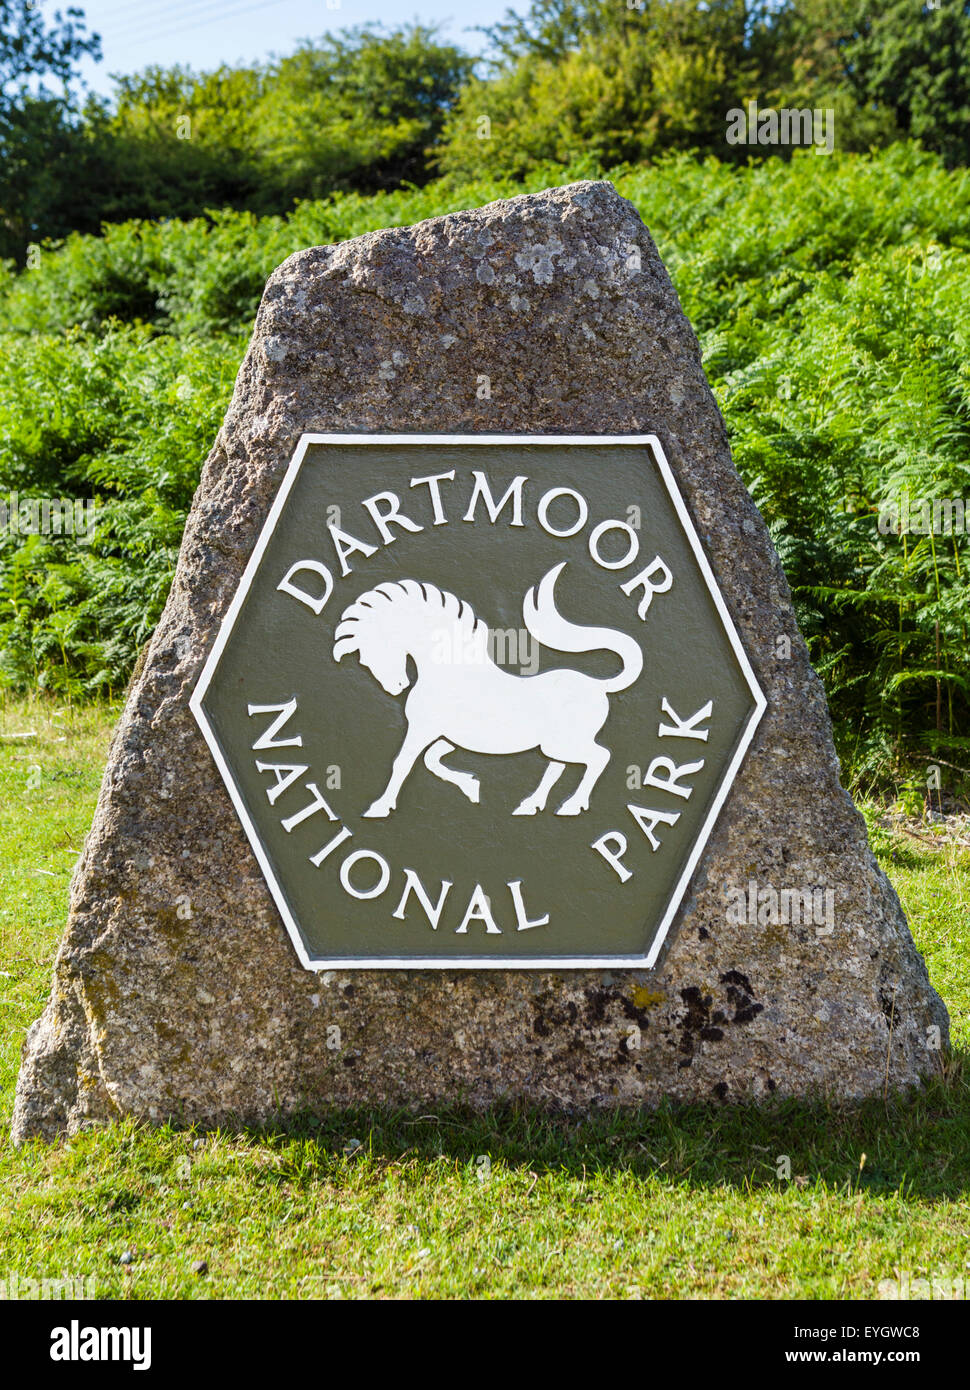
[1,694,968,1300]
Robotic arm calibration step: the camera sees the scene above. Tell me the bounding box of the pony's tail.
[523,562,643,694]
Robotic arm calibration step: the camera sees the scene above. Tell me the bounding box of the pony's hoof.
[556,798,587,816]
[513,800,539,816]
[362,800,394,818]
[456,775,480,804]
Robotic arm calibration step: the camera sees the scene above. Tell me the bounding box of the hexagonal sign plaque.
[190,435,766,969]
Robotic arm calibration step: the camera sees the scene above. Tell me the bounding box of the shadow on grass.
[153,1052,970,1203]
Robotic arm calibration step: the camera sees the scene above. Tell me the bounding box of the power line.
[111,1,208,41]
[88,0,204,38]
[153,0,300,46]
[84,0,175,15]
[109,0,280,46]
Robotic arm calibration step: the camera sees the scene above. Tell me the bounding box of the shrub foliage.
[1,146,968,787]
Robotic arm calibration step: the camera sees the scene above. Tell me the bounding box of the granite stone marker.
[13,181,948,1141]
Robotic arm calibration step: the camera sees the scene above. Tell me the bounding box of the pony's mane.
[333,579,487,661]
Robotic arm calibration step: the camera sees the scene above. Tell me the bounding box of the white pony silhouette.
[333,561,642,818]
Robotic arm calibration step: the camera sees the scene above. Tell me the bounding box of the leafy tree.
[78,65,265,225]
[839,0,970,166]
[37,24,475,239]
[723,0,969,157]
[476,0,625,63]
[447,0,970,171]
[110,62,263,149]
[0,93,83,259]
[99,24,474,213]
[438,0,757,179]
[0,0,99,92]
[0,2,100,262]
[254,25,475,199]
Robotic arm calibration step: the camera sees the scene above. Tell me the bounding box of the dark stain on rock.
[533,998,579,1038]
[580,988,648,1031]
[680,972,764,1059]
[678,985,713,1059]
[619,996,650,1030]
[720,969,764,1026]
[720,969,754,994]
[583,988,610,1025]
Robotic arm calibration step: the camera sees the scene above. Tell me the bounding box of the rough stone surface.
[12,181,948,1141]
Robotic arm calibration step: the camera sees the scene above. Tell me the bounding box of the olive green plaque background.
[192,435,764,967]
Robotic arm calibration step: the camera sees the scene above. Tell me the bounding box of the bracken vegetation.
[2,0,970,792]
[1,147,968,792]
